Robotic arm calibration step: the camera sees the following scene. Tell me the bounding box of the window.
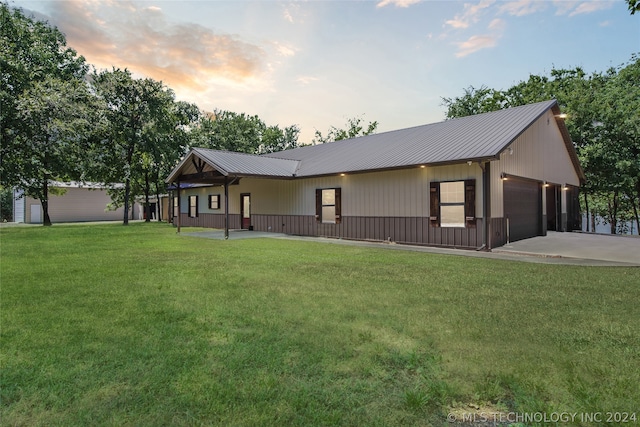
[209,194,220,210]
[430,180,475,228]
[315,188,341,224]
[173,197,178,217]
[188,195,198,218]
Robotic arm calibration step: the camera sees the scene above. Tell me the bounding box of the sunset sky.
[10,0,639,144]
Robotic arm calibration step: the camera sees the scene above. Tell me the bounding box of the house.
[166,100,584,249]
[13,182,128,224]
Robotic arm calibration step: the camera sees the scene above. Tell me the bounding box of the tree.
[14,77,94,225]
[136,100,199,222]
[312,115,379,144]
[258,124,301,154]
[90,69,189,225]
[192,109,301,154]
[441,86,506,119]
[1,3,88,224]
[595,57,640,232]
[628,0,640,14]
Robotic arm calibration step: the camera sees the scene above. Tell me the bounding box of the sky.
[10,0,640,144]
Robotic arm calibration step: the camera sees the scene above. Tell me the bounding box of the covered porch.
[165,148,299,238]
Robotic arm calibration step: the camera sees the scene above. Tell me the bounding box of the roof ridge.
[194,147,300,163]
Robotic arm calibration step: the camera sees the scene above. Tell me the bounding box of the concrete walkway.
[183,229,640,267]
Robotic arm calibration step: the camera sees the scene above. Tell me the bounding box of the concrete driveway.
[493,231,640,266]
[184,229,639,266]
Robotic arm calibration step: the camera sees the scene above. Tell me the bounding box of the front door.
[241,194,251,229]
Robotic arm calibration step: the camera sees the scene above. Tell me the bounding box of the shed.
[13,182,128,224]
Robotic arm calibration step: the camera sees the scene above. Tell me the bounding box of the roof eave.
[551,104,586,184]
[293,157,498,179]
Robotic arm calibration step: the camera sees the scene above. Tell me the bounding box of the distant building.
[13,182,129,224]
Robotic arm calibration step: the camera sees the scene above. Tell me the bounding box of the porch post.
[176,180,181,233]
[224,176,229,240]
[483,161,491,250]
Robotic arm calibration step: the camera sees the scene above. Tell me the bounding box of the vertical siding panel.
[422,218,429,244]
[409,217,418,243]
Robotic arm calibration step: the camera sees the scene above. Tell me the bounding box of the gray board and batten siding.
[167,100,584,249]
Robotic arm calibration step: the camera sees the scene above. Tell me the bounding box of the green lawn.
[1,223,638,426]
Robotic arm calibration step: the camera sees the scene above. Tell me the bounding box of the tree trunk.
[608,191,618,234]
[583,192,590,232]
[42,180,52,226]
[155,171,162,222]
[123,176,130,225]
[123,140,136,225]
[154,165,162,222]
[632,196,639,236]
[635,181,640,234]
[144,169,151,222]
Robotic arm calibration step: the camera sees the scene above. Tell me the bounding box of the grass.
[1,222,639,426]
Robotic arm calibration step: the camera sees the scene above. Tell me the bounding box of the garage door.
[504,178,541,242]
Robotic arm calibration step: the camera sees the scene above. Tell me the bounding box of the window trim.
[188,195,198,218]
[430,180,475,228]
[315,188,341,224]
[209,194,220,210]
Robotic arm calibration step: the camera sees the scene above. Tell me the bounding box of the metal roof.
[192,148,299,176]
[265,100,559,176]
[166,148,300,182]
[167,100,584,182]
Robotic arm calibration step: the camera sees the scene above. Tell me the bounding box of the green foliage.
[16,77,92,225]
[0,3,89,225]
[312,115,379,144]
[0,186,12,221]
[89,68,199,224]
[192,109,301,154]
[628,0,640,14]
[441,86,506,118]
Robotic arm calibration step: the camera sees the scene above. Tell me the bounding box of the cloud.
[43,1,267,92]
[283,8,294,23]
[376,0,421,8]
[273,42,296,57]
[498,0,547,16]
[551,0,615,16]
[296,76,319,85]
[444,0,495,28]
[282,3,305,23]
[488,18,505,31]
[568,0,615,16]
[454,34,499,57]
[552,0,580,15]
